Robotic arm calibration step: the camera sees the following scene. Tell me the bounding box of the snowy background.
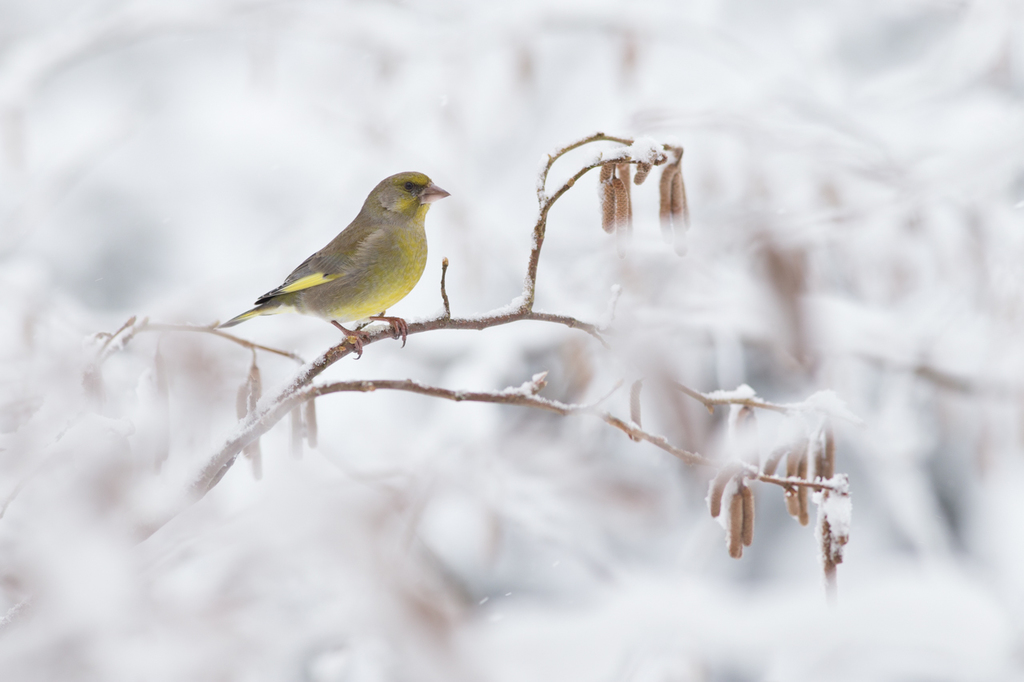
[1,0,1023,680]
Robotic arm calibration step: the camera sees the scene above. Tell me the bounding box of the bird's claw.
[370,315,409,348]
[331,321,370,358]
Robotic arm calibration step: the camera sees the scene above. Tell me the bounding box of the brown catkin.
[728,490,744,559]
[634,161,652,185]
[741,485,755,547]
[670,165,688,226]
[304,399,318,449]
[708,466,738,518]
[822,424,835,480]
[601,169,616,234]
[612,176,631,258]
[797,454,809,526]
[670,167,689,256]
[784,449,801,519]
[616,163,632,206]
[611,177,630,230]
[659,165,676,230]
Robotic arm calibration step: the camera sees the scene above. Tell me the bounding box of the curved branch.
[523,132,673,309]
[305,378,711,468]
[193,376,853,500]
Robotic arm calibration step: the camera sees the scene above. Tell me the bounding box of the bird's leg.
[330,321,370,358]
[370,312,409,348]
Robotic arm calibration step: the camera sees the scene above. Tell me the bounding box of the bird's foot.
[331,321,370,358]
[370,315,409,347]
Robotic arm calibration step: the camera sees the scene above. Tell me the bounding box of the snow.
[815,474,852,541]
[705,383,757,401]
[0,1,1021,680]
[626,136,664,165]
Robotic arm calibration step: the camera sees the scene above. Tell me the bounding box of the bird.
[220,171,449,357]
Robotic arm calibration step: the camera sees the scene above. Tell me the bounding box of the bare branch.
[139,322,305,363]
[96,317,306,364]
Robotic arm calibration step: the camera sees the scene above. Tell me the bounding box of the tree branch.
[95,317,306,364]
[190,373,853,502]
[524,132,673,309]
[668,380,792,414]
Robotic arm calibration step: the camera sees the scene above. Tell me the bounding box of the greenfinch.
[220,171,449,355]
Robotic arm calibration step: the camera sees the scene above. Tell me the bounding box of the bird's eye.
[404,181,415,191]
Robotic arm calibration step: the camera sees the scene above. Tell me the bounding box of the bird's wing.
[255,217,378,304]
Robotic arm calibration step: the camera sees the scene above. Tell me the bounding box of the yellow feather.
[278,272,339,293]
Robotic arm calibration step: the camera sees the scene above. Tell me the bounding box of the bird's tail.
[219,305,270,328]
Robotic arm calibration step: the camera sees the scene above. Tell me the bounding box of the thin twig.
[755,472,843,492]
[140,322,305,363]
[525,132,672,310]
[536,132,636,200]
[440,257,451,319]
[301,378,849,496]
[305,379,713,468]
[95,317,306,364]
[97,315,137,354]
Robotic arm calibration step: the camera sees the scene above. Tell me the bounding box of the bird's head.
[371,172,450,219]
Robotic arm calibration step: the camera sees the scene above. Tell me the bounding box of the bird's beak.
[420,183,450,204]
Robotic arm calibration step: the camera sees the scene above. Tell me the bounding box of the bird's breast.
[305,224,427,323]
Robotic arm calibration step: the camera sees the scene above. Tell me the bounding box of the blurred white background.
[1,0,1023,680]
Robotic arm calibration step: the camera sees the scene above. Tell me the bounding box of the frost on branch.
[815,475,851,597]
